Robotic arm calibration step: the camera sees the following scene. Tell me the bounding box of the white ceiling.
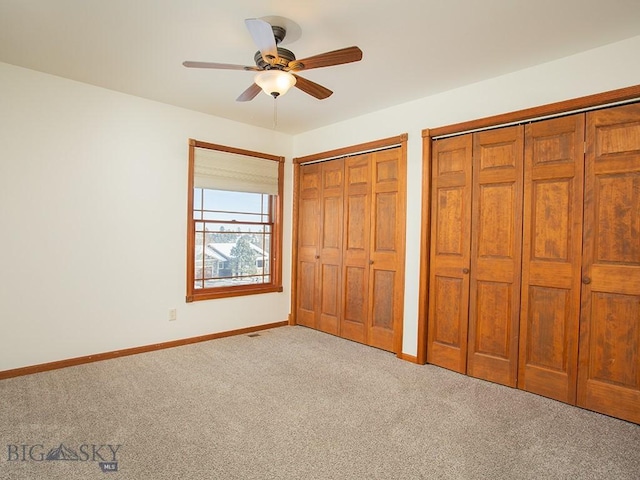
[2,0,640,135]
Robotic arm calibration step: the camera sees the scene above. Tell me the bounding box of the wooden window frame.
[186,139,284,302]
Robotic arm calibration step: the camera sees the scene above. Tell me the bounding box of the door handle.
[462,268,470,274]
[315,255,320,259]
[582,276,591,285]
[369,260,374,265]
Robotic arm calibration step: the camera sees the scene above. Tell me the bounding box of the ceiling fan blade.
[291,46,363,71]
[293,74,333,100]
[236,83,262,102]
[183,61,259,71]
[245,18,278,64]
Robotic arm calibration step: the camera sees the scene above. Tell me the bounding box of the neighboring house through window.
[186,139,284,302]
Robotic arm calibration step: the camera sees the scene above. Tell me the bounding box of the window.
[186,139,284,302]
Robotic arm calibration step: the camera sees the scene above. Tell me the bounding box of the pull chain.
[273,96,278,128]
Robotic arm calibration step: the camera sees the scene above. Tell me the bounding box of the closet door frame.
[419,84,640,365]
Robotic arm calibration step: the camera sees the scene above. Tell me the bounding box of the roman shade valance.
[194,147,279,195]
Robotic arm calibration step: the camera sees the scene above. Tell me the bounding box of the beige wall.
[1,34,640,370]
[294,35,640,356]
[0,63,293,370]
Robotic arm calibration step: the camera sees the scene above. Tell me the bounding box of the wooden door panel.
[345,194,368,252]
[375,156,399,184]
[369,149,405,352]
[296,164,321,328]
[589,293,639,387]
[582,291,640,423]
[322,196,342,249]
[471,280,516,384]
[369,268,396,351]
[432,276,464,346]
[373,192,398,252]
[342,155,371,344]
[371,152,403,260]
[593,173,640,263]
[578,103,640,424]
[342,265,367,343]
[435,187,466,256]
[467,126,523,387]
[430,274,468,372]
[318,263,340,334]
[299,197,319,247]
[297,260,317,327]
[521,286,573,400]
[532,181,571,259]
[519,115,584,404]
[318,160,344,335]
[428,134,473,373]
[474,281,511,358]
[476,183,516,258]
[525,287,570,371]
[371,269,394,330]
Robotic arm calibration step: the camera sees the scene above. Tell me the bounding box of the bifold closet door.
[427,134,473,373]
[577,103,640,424]
[296,160,344,333]
[466,126,524,387]
[296,163,321,328]
[297,147,405,354]
[341,154,372,344]
[317,160,345,334]
[342,149,405,352]
[368,148,406,352]
[518,115,585,404]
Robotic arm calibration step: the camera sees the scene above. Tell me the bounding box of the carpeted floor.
[1,325,639,479]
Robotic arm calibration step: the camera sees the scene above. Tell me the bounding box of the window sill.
[186,284,283,302]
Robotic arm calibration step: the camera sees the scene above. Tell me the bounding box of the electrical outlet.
[168,308,177,321]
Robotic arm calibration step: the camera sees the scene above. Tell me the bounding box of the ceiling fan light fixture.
[255,70,296,98]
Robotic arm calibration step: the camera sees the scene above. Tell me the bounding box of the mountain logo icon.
[45,444,80,461]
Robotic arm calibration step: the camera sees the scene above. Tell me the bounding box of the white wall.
[2,34,639,371]
[293,35,640,357]
[0,62,293,371]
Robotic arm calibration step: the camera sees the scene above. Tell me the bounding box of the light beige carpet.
[1,325,639,479]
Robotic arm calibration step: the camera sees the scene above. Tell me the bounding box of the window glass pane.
[202,189,264,214]
[193,187,273,288]
[193,189,202,209]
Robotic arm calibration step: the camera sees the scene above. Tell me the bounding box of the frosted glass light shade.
[254,70,296,98]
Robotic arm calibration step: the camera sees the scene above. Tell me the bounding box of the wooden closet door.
[467,126,523,387]
[518,115,584,404]
[296,163,322,328]
[368,148,406,352]
[341,154,371,344]
[317,160,345,335]
[427,134,473,373]
[577,103,640,424]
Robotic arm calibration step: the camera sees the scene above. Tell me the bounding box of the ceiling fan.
[183,17,363,102]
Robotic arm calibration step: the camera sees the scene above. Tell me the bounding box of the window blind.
[194,147,279,195]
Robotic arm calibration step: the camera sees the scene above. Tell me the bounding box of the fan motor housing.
[254,47,296,70]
